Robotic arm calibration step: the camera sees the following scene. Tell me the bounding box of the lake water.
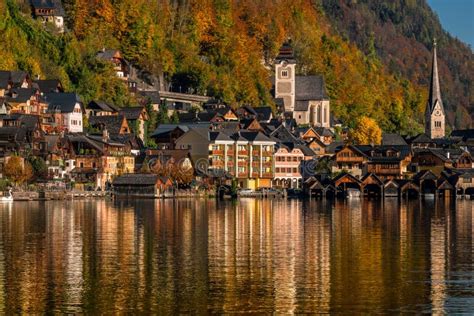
[0,198,472,313]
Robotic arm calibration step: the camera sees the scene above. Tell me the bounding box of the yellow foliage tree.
[3,156,33,187]
[351,116,382,145]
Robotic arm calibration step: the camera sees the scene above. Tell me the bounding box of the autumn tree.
[4,156,33,187]
[350,116,382,145]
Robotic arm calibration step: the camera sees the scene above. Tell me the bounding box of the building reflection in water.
[0,198,472,313]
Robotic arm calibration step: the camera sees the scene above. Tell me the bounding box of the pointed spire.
[428,38,443,113]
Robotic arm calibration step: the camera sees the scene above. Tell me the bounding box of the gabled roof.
[44,93,82,113]
[382,133,408,146]
[89,115,128,135]
[270,124,300,144]
[5,88,36,103]
[237,130,274,143]
[314,127,334,137]
[88,100,120,113]
[253,106,272,121]
[96,49,122,61]
[120,106,146,120]
[295,75,329,101]
[31,0,65,16]
[361,173,384,186]
[32,79,63,93]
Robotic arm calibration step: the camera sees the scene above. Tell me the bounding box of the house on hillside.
[43,93,84,133]
[30,0,65,33]
[120,106,149,141]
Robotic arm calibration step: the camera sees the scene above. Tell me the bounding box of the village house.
[89,115,131,135]
[331,145,368,178]
[96,49,130,80]
[65,131,134,189]
[273,145,305,189]
[86,100,120,117]
[119,106,149,142]
[43,93,84,133]
[30,0,65,33]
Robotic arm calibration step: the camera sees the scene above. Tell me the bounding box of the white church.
[273,41,331,127]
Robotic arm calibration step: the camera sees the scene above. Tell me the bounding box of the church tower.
[274,41,296,112]
[425,39,445,139]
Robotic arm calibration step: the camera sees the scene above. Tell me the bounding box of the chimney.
[102,128,109,142]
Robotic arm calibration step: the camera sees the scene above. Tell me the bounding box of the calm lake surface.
[0,198,472,313]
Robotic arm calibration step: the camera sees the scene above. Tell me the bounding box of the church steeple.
[425,39,445,139]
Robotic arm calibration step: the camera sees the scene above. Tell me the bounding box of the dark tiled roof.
[382,133,408,146]
[253,106,272,121]
[89,115,127,134]
[294,100,309,111]
[31,0,65,16]
[5,88,36,103]
[138,90,160,104]
[237,131,274,143]
[113,173,159,186]
[295,75,329,101]
[314,127,334,137]
[275,41,296,62]
[451,129,474,140]
[33,79,63,93]
[96,49,121,61]
[44,93,82,113]
[120,106,145,120]
[87,100,120,112]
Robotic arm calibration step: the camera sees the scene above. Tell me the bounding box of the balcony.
[226,150,235,156]
[238,161,248,167]
[210,149,224,155]
[238,150,249,156]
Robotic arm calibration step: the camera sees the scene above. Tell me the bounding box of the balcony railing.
[238,150,249,156]
[210,149,224,155]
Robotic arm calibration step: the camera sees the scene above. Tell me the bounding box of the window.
[435,121,442,128]
[281,70,289,78]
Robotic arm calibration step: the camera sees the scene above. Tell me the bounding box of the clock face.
[435,110,441,116]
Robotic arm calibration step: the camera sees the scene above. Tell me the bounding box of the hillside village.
[0,0,473,199]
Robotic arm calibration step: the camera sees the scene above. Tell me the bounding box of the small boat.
[1,189,13,202]
[347,188,361,198]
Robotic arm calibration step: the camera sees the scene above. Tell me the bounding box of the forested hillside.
[0,0,471,134]
[321,0,473,128]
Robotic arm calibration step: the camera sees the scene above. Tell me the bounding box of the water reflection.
[0,198,472,313]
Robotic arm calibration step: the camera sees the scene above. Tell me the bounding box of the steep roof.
[31,0,65,16]
[96,49,122,61]
[253,106,273,121]
[89,115,128,134]
[87,100,120,113]
[44,93,82,113]
[32,79,63,93]
[295,75,329,101]
[426,41,444,115]
[5,88,36,103]
[382,133,408,146]
[120,106,145,120]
